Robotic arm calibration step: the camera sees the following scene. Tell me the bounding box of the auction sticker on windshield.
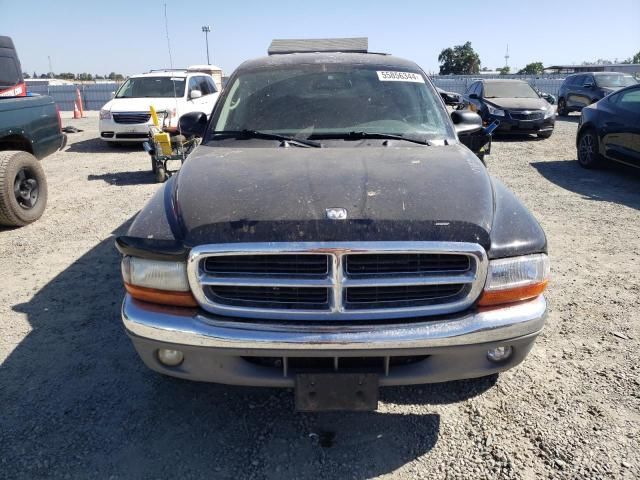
[376,71,424,83]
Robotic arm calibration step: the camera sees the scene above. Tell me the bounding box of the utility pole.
[202,26,211,65]
[48,55,53,78]
[504,44,510,68]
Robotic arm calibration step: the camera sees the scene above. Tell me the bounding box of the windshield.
[211,65,451,140]
[595,74,637,88]
[0,55,21,89]
[483,81,539,99]
[115,76,185,98]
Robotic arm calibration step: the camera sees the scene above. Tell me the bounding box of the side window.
[475,83,483,97]
[188,77,200,96]
[615,88,640,112]
[465,82,476,95]
[205,76,217,94]
[197,76,211,95]
[583,75,594,86]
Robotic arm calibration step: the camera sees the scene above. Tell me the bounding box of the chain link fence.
[26,83,121,111]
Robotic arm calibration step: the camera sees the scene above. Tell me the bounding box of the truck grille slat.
[204,254,328,276]
[345,284,464,303]
[188,242,488,321]
[346,253,470,275]
[207,285,329,310]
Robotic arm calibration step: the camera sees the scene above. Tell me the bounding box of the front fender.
[488,178,547,259]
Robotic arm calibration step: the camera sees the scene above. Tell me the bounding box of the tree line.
[22,72,125,81]
[438,43,640,75]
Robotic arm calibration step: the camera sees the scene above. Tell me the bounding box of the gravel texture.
[1,114,638,479]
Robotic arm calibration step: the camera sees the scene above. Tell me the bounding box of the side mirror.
[110,91,115,99]
[178,111,208,137]
[189,89,202,99]
[469,93,479,100]
[451,110,483,135]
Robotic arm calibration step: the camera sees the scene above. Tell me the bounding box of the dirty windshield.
[115,76,186,98]
[212,65,451,141]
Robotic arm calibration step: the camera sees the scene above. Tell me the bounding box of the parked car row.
[454,72,639,173]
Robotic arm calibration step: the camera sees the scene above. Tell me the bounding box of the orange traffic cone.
[73,100,82,119]
[75,88,85,117]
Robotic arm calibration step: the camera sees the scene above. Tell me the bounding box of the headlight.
[479,254,549,306]
[544,105,555,118]
[121,256,196,307]
[486,104,505,117]
[99,109,112,120]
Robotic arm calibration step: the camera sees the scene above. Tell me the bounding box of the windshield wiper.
[310,131,431,146]
[211,130,321,148]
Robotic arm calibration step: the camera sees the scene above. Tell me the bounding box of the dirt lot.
[1,115,638,479]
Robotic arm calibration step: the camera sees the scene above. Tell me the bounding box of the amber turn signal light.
[125,283,198,307]
[478,280,548,307]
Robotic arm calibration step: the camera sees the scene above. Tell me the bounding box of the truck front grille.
[112,112,151,124]
[187,242,488,322]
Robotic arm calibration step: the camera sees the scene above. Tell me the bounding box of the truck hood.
[174,144,495,247]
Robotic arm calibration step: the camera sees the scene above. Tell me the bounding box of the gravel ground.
[1,114,638,479]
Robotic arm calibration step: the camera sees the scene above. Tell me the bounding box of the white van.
[99,68,220,143]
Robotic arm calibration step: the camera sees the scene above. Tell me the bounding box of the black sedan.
[463,79,556,138]
[576,84,640,169]
[436,87,463,107]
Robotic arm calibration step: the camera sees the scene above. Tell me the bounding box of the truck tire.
[0,150,48,227]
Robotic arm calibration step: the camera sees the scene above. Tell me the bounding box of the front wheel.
[577,130,603,169]
[557,99,569,116]
[0,150,48,227]
[154,166,168,183]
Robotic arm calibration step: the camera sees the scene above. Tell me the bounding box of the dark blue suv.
[557,72,637,116]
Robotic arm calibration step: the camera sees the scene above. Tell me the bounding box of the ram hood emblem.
[325,207,348,220]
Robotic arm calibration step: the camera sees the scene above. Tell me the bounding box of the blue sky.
[3,0,639,76]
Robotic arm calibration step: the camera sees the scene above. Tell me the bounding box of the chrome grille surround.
[187,242,488,321]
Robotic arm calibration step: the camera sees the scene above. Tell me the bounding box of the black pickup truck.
[0,35,66,227]
[116,40,549,411]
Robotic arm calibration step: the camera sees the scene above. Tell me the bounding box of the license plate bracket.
[295,373,379,412]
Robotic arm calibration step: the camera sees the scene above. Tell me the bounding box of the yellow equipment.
[149,105,172,155]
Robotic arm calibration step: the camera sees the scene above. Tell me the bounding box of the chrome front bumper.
[122,295,546,386]
[123,294,546,352]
